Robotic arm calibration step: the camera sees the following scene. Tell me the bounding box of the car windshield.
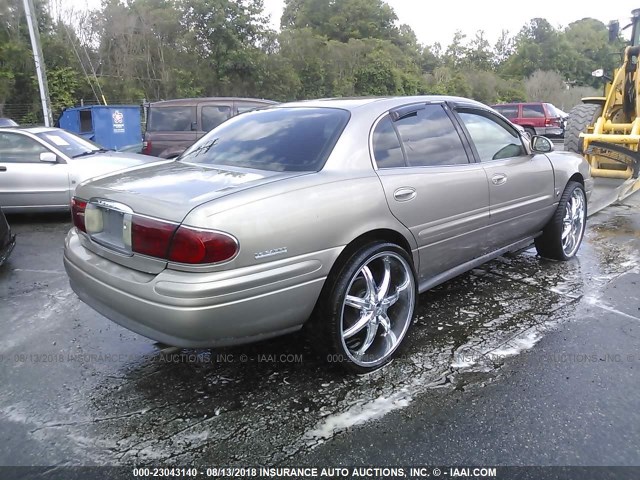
[34,130,105,158]
[179,107,350,172]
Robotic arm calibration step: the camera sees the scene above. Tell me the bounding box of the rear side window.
[493,105,518,119]
[394,104,469,167]
[201,106,231,132]
[147,106,195,132]
[522,104,545,118]
[180,107,350,172]
[372,116,405,168]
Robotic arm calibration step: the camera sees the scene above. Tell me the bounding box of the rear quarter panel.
[181,171,418,273]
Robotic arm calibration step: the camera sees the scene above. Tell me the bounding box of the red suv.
[491,102,564,137]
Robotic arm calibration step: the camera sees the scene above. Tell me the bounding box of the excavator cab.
[565,8,640,207]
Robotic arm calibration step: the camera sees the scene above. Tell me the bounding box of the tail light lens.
[127,215,238,265]
[168,226,238,264]
[131,216,177,259]
[142,140,152,155]
[71,197,87,232]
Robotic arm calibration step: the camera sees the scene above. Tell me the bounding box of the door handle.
[393,187,417,202]
[0,166,6,172]
[492,173,507,185]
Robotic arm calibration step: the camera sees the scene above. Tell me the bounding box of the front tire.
[312,242,417,374]
[535,181,587,261]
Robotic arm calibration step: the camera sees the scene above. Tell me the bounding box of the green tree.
[282,0,400,44]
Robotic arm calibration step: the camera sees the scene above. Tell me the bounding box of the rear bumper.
[536,126,564,137]
[0,234,15,267]
[64,229,338,347]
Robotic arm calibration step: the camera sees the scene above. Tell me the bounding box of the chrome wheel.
[340,251,415,367]
[561,187,586,257]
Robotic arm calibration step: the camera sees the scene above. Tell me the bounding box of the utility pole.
[23,0,53,127]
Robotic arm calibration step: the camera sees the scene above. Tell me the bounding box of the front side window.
[147,106,195,132]
[180,107,350,172]
[372,116,405,168]
[394,104,469,167]
[201,106,231,132]
[522,104,545,118]
[0,132,50,163]
[457,111,526,162]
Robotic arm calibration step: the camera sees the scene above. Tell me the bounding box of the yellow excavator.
[565,8,640,208]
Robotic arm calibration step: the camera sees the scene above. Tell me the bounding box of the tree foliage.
[0,0,630,123]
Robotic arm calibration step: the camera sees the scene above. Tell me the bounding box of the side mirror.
[592,68,604,78]
[531,135,554,153]
[190,122,198,131]
[39,152,57,163]
[609,21,620,42]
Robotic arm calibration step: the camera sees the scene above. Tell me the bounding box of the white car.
[0,127,161,212]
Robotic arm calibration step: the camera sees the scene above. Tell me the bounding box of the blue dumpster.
[58,105,141,151]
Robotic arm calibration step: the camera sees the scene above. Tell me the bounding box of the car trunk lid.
[76,161,301,223]
[74,161,305,272]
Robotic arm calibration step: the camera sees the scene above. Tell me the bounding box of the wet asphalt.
[0,183,639,474]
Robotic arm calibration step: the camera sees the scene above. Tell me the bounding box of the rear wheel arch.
[331,229,416,277]
[310,228,417,317]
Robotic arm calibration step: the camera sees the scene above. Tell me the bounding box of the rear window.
[147,106,195,132]
[493,105,518,119]
[180,108,350,172]
[522,104,545,118]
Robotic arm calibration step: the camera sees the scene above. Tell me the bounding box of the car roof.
[492,102,551,107]
[277,95,489,113]
[148,97,278,107]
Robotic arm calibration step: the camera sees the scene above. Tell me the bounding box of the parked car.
[0,118,18,127]
[491,102,565,137]
[556,108,570,132]
[0,127,162,212]
[64,96,592,373]
[0,206,15,267]
[142,97,277,159]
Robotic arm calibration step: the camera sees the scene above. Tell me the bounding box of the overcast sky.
[66,0,640,46]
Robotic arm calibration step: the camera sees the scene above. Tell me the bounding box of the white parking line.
[12,268,65,275]
[585,296,640,322]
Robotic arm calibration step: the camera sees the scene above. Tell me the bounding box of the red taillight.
[168,226,238,264]
[71,197,87,232]
[546,117,560,126]
[87,209,237,265]
[131,216,177,258]
[142,140,152,155]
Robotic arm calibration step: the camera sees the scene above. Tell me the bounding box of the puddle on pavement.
[1,204,639,465]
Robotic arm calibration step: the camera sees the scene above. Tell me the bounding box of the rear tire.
[310,242,417,374]
[535,181,587,261]
[564,103,602,154]
[524,127,536,138]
